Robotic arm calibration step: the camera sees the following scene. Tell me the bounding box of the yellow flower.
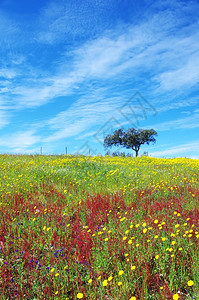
[136,243,139,247]
[55,273,59,277]
[118,282,122,286]
[179,247,183,251]
[123,236,127,241]
[162,237,166,241]
[102,280,108,286]
[154,219,158,224]
[55,291,58,295]
[155,255,159,259]
[97,276,101,280]
[147,239,150,242]
[143,228,147,234]
[88,279,92,284]
[104,238,108,241]
[50,268,55,273]
[77,293,83,299]
[108,276,113,281]
[160,287,163,290]
[118,270,124,276]
[187,280,194,286]
[155,235,158,239]
[129,297,136,300]
[142,222,146,227]
[173,294,179,300]
[171,241,176,245]
[131,266,136,270]
[128,240,132,244]
[135,224,140,228]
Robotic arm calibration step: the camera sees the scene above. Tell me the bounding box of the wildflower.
[55,273,59,277]
[147,239,150,242]
[135,224,140,227]
[136,243,139,247]
[155,235,158,239]
[104,238,108,241]
[171,241,176,245]
[88,279,92,284]
[123,236,127,241]
[155,255,159,259]
[129,297,136,300]
[173,294,179,300]
[154,219,158,224]
[143,228,147,234]
[97,276,101,280]
[118,282,122,286]
[175,224,180,228]
[77,293,83,299]
[179,248,183,251]
[118,270,124,276]
[108,276,113,281]
[55,291,58,295]
[102,280,108,286]
[50,268,55,272]
[187,280,194,286]
[160,287,163,290]
[128,240,132,244]
[162,237,166,241]
[142,222,146,227]
[131,266,136,270]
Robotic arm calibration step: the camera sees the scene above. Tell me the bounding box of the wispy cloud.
[0,130,40,149]
[147,113,199,131]
[151,140,199,157]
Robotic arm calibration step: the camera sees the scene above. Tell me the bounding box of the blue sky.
[0,0,199,158]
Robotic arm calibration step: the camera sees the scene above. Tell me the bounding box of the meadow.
[0,154,198,300]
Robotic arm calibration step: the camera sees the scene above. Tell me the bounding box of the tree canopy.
[104,128,157,157]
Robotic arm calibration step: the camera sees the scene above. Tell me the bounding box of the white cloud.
[147,113,199,131]
[151,140,199,157]
[0,130,40,149]
[0,68,17,79]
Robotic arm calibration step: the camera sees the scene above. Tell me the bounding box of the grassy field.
[0,154,198,300]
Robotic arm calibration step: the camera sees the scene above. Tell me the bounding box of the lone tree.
[104,128,157,157]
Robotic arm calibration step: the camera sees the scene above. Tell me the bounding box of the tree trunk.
[135,150,139,157]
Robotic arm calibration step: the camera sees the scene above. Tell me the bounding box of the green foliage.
[104,128,157,156]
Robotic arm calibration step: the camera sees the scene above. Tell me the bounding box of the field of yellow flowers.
[0,154,198,299]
